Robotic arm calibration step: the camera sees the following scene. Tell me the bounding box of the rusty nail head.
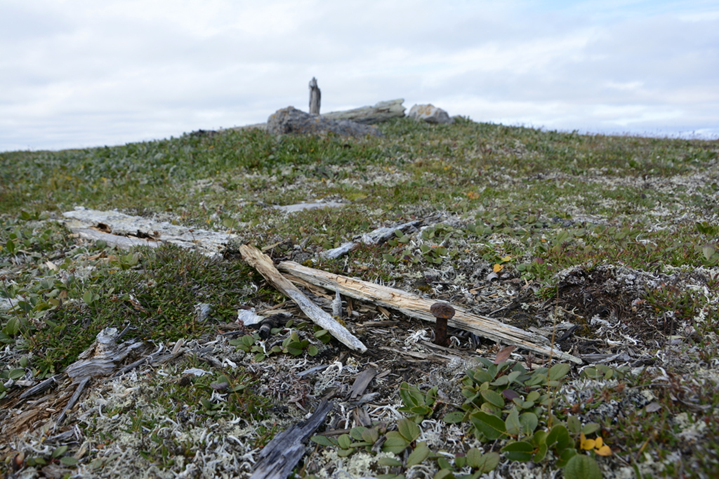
[430,302,455,346]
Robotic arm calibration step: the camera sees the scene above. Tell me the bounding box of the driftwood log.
[320,219,426,260]
[277,261,582,364]
[250,399,334,479]
[239,245,367,353]
[322,99,406,124]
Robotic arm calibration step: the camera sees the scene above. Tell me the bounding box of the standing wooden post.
[309,77,321,115]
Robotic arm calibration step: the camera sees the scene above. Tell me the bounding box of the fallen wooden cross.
[240,245,367,353]
[277,261,582,364]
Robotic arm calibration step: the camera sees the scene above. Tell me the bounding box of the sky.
[1,0,718,152]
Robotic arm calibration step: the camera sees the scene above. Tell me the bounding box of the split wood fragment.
[250,399,334,479]
[278,261,582,364]
[239,245,367,353]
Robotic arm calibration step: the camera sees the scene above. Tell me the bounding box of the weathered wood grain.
[240,245,367,353]
[277,261,581,364]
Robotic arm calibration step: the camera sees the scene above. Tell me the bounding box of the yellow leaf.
[580,433,595,450]
[501,255,512,262]
[594,437,604,448]
[493,264,503,273]
[596,445,612,456]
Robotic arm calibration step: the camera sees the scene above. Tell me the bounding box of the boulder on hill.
[408,104,454,124]
[267,107,382,138]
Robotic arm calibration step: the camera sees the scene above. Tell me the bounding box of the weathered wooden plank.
[277,261,582,364]
[240,245,367,353]
[250,400,334,479]
[309,77,321,115]
[322,99,406,124]
[348,368,377,400]
[320,219,425,260]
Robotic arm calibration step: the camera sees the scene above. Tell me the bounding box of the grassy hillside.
[1,119,718,478]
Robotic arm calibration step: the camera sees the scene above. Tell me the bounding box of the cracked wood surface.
[239,245,367,353]
[250,399,334,479]
[278,261,582,364]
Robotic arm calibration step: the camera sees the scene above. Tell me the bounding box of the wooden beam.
[321,99,406,124]
[240,245,367,353]
[277,261,581,364]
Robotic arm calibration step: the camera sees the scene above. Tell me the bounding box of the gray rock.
[408,104,454,124]
[267,107,382,137]
[322,99,406,124]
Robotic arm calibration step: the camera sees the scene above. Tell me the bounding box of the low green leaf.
[532,430,548,445]
[52,445,68,458]
[382,253,398,263]
[525,373,547,386]
[470,411,506,440]
[4,317,20,336]
[501,441,534,462]
[533,443,548,462]
[546,424,571,454]
[410,405,432,417]
[567,416,581,434]
[82,290,94,305]
[465,447,483,468]
[433,468,454,479]
[564,454,602,479]
[443,411,465,424]
[490,375,509,386]
[476,451,500,474]
[548,363,571,381]
[582,423,601,435]
[519,412,538,435]
[337,434,352,449]
[60,456,79,466]
[350,427,366,441]
[311,435,336,447]
[361,428,379,444]
[382,432,409,454]
[307,345,319,356]
[9,368,25,380]
[480,401,501,416]
[702,245,716,262]
[377,457,403,467]
[557,448,578,468]
[505,408,522,436]
[481,389,505,408]
[406,441,430,467]
[337,448,353,457]
[397,417,421,442]
[468,368,493,384]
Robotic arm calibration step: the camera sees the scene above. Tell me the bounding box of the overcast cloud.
[1,0,718,151]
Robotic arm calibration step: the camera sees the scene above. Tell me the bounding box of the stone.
[408,104,454,124]
[267,107,382,137]
[322,99,406,124]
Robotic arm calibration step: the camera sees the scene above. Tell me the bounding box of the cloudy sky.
[1,0,718,152]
